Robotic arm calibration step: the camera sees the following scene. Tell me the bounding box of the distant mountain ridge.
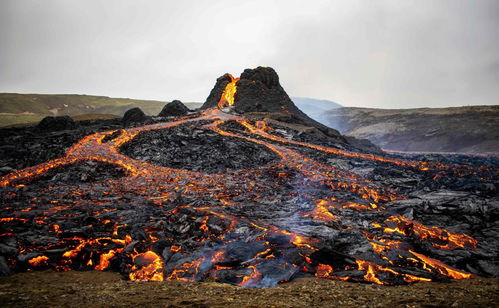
[291,97,341,124]
[324,106,499,154]
[291,97,342,110]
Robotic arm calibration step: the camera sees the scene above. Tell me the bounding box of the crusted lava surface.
[0,68,498,288]
[0,108,497,287]
[121,121,279,173]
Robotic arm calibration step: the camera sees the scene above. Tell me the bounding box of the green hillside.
[0,93,202,127]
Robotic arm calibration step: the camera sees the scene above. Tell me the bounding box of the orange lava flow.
[95,249,121,271]
[166,257,206,282]
[409,250,472,279]
[239,265,262,287]
[237,120,443,171]
[315,264,333,278]
[129,251,164,281]
[384,216,477,250]
[308,199,338,222]
[207,119,396,204]
[0,109,239,187]
[356,259,433,284]
[28,255,49,266]
[218,74,240,108]
[0,78,484,286]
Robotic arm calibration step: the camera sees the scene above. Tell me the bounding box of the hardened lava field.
[1,67,498,287]
[120,121,280,173]
[0,107,498,287]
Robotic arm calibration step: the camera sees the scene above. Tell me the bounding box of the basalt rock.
[37,116,77,132]
[120,122,280,173]
[0,117,123,171]
[158,100,190,117]
[123,107,147,125]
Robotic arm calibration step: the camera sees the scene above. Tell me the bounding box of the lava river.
[0,78,495,287]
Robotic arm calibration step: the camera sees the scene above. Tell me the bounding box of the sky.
[1,0,498,108]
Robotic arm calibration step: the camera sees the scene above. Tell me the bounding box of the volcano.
[0,67,497,287]
[202,67,348,144]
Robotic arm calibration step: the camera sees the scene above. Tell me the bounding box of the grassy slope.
[0,93,202,127]
[0,114,47,127]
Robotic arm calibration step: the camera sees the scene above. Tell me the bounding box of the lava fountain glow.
[217,74,239,109]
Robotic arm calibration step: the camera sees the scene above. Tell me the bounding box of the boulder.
[123,107,146,125]
[37,116,77,132]
[158,100,190,117]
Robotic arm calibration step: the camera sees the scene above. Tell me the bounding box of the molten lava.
[0,72,492,287]
[217,74,239,109]
[129,251,164,281]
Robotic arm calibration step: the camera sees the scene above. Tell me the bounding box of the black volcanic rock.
[0,118,123,171]
[123,107,146,125]
[37,116,77,132]
[158,100,190,117]
[201,67,348,145]
[232,67,328,123]
[240,66,280,89]
[1,90,499,287]
[120,122,280,173]
[201,67,296,114]
[29,161,126,187]
[344,136,380,153]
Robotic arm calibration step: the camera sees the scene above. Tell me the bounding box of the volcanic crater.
[0,67,498,289]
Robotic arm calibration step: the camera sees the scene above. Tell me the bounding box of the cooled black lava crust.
[120,122,280,173]
[30,161,126,187]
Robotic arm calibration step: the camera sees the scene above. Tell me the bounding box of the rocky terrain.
[324,106,499,154]
[1,271,497,307]
[0,67,497,304]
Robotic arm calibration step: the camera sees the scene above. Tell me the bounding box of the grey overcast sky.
[0,0,498,108]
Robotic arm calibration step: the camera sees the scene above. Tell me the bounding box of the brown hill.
[325,106,499,154]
